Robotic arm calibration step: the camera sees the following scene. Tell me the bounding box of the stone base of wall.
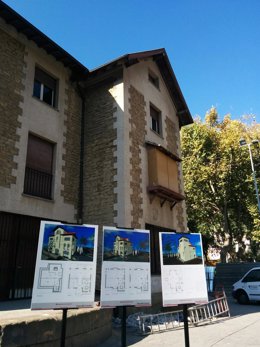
[0,307,113,347]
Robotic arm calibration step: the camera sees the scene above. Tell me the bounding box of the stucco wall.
[0,19,80,223]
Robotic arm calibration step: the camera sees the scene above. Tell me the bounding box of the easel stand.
[60,309,68,347]
[121,306,127,347]
[183,304,190,347]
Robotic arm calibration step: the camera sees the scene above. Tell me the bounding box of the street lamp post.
[239,139,260,215]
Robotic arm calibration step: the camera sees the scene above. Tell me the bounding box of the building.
[177,237,196,262]
[0,1,86,299]
[48,227,77,259]
[113,236,133,257]
[0,2,193,301]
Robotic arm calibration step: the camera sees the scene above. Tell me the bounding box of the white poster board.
[159,232,208,306]
[31,221,98,309]
[100,227,151,307]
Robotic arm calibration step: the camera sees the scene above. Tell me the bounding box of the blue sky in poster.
[162,233,202,257]
[42,223,95,248]
[103,229,149,253]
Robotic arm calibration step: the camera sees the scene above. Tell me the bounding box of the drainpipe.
[76,83,85,224]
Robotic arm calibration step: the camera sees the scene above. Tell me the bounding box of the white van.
[232,267,260,304]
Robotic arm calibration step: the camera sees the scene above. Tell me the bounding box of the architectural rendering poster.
[100,227,151,307]
[159,232,208,306]
[31,221,98,309]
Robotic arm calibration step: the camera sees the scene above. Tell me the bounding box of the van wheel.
[237,291,249,305]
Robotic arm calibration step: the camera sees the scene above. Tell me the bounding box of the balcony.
[146,142,185,209]
[24,167,53,200]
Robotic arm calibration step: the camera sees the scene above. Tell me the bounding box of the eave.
[0,1,88,79]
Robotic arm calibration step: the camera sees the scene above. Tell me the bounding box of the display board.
[159,232,208,306]
[100,227,151,307]
[31,221,98,309]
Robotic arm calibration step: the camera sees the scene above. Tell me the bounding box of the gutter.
[76,83,85,224]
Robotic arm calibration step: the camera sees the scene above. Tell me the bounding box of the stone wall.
[165,116,186,231]
[0,29,25,188]
[165,116,178,155]
[0,307,113,347]
[128,85,147,228]
[83,83,117,226]
[84,82,117,285]
[61,82,82,214]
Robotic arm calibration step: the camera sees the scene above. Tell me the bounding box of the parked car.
[232,267,260,304]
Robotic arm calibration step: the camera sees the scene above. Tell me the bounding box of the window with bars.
[33,67,57,107]
[23,134,54,199]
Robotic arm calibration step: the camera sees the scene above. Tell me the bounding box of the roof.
[0,1,88,78]
[89,48,193,126]
[0,3,192,126]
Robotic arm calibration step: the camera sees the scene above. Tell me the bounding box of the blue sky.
[161,233,202,257]
[3,0,260,122]
[103,229,150,252]
[42,223,95,248]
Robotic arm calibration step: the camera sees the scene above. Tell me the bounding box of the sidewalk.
[97,300,260,347]
[0,298,259,346]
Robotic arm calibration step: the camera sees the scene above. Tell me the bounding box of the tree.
[181,110,260,262]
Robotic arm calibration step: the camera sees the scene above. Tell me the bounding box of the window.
[24,134,54,199]
[146,223,175,274]
[33,67,57,107]
[150,104,162,135]
[148,70,159,89]
[243,269,260,282]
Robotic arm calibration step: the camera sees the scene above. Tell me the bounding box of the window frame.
[33,66,58,108]
[23,133,55,200]
[150,103,162,136]
[148,69,160,90]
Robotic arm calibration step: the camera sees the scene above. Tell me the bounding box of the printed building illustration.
[113,236,133,257]
[178,237,196,262]
[0,1,193,302]
[48,227,77,259]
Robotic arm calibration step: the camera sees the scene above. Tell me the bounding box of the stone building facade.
[0,2,86,300]
[0,2,192,301]
[83,53,192,295]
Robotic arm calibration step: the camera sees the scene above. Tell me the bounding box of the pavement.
[0,299,65,324]
[97,299,260,347]
[0,298,259,347]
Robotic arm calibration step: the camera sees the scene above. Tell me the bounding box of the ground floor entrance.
[0,212,42,300]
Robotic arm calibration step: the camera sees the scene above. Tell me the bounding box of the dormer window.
[148,70,159,89]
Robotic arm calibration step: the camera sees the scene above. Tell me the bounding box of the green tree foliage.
[181,109,260,261]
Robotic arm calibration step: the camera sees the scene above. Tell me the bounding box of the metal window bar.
[24,167,53,199]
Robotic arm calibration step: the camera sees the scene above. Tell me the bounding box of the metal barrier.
[139,309,184,334]
[188,292,230,326]
[139,293,230,335]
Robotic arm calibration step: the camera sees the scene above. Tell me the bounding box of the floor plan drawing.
[104,267,126,292]
[68,266,92,295]
[38,263,63,292]
[129,268,149,292]
[164,268,184,293]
